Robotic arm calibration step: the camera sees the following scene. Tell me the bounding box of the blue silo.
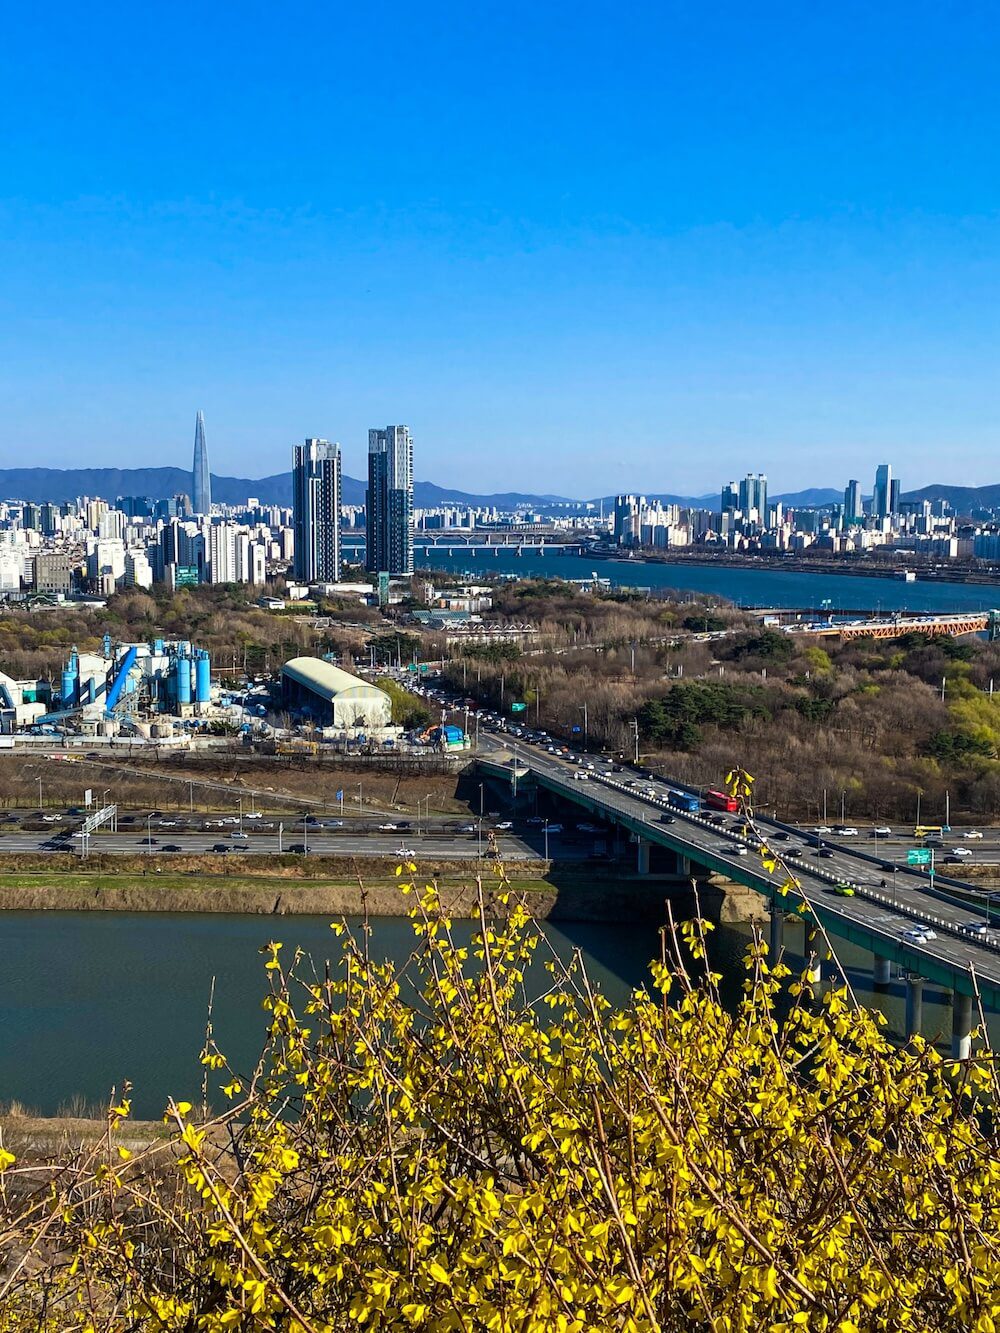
[61,649,78,708]
[195,651,211,704]
[176,654,192,706]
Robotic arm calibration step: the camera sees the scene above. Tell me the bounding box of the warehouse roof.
[281,657,391,706]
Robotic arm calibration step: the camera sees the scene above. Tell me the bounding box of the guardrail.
[534,763,1000,959]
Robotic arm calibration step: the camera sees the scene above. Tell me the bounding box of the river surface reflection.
[0,910,987,1118]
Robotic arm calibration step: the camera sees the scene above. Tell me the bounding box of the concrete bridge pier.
[636,838,650,876]
[674,852,691,876]
[873,956,892,987]
[769,904,783,960]
[951,991,974,1061]
[805,926,822,986]
[904,976,924,1038]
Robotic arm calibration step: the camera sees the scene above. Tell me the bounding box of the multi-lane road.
[469,728,1000,1010]
[0,810,590,863]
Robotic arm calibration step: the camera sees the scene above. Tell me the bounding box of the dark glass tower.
[366,426,414,574]
[192,411,212,515]
[292,439,342,582]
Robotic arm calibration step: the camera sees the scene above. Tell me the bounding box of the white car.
[964,830,984,840]
[950,847,973,857]
[245,811,262,820]
[834,826,859,836]
[871,827,893,837]
[395,847,416,858]
[901,927,937,943]
[495,821,513,830]
[812,826,832,835]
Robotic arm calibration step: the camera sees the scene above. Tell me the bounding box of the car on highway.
[949,846,974,857]
[395,847,416,858]
[901,926,937,943]
[833,826,859,836]
[378,823,399,831]
[833,882,856,896]
[772,831,790,841]
[287,843,308,854]
[812,825,833,835]
[960,921,989,938]
[161,844,182,852]
[245,811,262,820]
[659,813,675,824]
[870,826,893,837]
[964,830,985,839]
[786,847,803,857]
[457,823,477,833]
[495,821,513,830]
[232,831,249,840]
[212,843,231,853]
[138,836,158,846]
[815,848,835,859]
[717,843,747,856]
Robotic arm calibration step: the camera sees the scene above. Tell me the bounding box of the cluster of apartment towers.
[192,414,413,585]
[720,464,901,526]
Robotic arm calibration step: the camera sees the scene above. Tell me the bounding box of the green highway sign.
[511,702,527,713]
[907,848,932,867]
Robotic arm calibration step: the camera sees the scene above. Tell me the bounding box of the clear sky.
[2,1,1000,498]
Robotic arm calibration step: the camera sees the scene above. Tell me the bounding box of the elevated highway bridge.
[475,736,1000,1057]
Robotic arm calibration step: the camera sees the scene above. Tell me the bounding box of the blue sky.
[2,1,1000,497]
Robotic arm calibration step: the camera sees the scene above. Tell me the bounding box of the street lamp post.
[238,796,243,834]
[840,790,846,824]
[580,703,588,750]
[303,815,309,856]
[37,776,42,811]
[278,822,283,854]
[146,813,153,854]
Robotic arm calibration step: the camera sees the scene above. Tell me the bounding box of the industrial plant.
[0,636,215,739]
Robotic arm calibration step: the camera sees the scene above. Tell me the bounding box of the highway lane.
[4,829,565,862]
[470,730,1000,990]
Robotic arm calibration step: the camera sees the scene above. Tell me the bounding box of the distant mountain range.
[0,467,570,510]
[0,466,997,516]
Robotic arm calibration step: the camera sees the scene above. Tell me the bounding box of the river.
[408,548,1000,613]
[0,910,977,1118]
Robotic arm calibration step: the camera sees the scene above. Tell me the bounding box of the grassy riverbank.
[0,860,759,922]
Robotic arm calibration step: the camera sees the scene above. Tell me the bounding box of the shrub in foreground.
[1,871,999,1330]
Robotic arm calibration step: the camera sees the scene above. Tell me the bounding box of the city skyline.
[5,6,1000,492]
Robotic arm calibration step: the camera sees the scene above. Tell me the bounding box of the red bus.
[704,789,739,814]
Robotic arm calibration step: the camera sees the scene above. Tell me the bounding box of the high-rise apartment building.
[613,494,642,544]
[366,425,414,574]
[873,464,892,519]
[889,478,901,515]
[192,411,212,515]
[843,479,861,525]
[721,482,739,514]
[293,438,342,583]
[738,473,768,519]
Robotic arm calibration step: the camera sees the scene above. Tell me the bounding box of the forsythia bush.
[1,865,1000,1331]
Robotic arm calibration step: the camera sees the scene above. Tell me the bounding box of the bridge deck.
[477,747,1000,1008]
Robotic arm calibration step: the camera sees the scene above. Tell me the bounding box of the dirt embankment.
[0,858,762,923]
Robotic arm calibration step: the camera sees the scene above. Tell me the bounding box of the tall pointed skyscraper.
[192,411,211,515]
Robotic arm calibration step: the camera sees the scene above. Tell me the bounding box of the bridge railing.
[535,766,1000,958]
